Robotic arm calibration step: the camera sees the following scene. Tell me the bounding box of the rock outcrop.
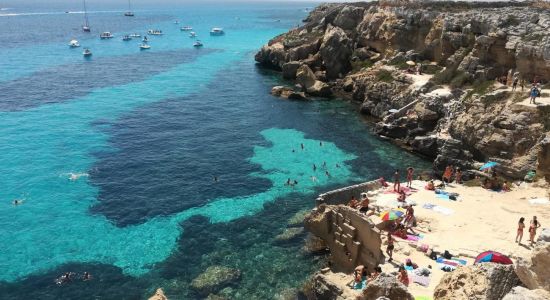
[190,266,241,296]
[514,242,550,291]
[256,1,550,178]
[362,273,414,300]
[148,288,168,300]
[304,204,383,273]
[433,263,522,300]
[502,286,550,300]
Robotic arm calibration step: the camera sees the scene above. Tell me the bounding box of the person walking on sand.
[393,169,401,192]
[512,77,518,91]
[386,231,394,262]
[406,167,414,188]
[443,165,453,184]
[530,85,540,104]
[529,216,541,245]
[516,217,525,244]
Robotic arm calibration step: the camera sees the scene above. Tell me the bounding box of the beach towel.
[432,205,454,215]
[529,198,549,205]
[436,194,451,201]
[436,258,460,267]
[422,203,435,209]
[411,273,431,287]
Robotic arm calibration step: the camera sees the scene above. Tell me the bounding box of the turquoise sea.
[0,1,430,299]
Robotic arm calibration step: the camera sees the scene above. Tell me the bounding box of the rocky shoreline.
[255,0,550,180]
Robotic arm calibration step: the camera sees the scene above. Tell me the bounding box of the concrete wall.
[305,205,383,273]
[316,179,383,206]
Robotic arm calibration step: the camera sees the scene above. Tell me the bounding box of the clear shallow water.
[0,1,430,299]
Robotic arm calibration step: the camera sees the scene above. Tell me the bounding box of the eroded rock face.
[320,25,353,80]
[502,286,550,300]
[362,273,414,300]
[304,205,383,272]
[514,242,550,291]
[190,266,241,296]
[433,263,522,300]
[537,133,550,181]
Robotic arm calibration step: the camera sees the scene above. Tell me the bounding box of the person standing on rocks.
[512,77,519,91]
[386,231,394,262]
[529,216,541,245]
[393,169,401,192]
[516,217,525,244]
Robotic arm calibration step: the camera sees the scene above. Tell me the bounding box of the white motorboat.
[189,31,196,38]
[69,39,80,48]
[100,32,114,39]
[147,29,163,35]
[139,43,151,50]
[83,48,92,57]
[193,40,203,47]
[129,33,141,38]
[210,27,224,36]
[180,26,193,31]
[122,35,132,41]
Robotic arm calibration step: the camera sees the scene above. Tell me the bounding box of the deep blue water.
[0,1,431,299]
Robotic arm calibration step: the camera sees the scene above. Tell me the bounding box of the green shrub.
[376,69,394,83]
[351,60,374,72]
[450,71,471,88]
[422,64,443,75]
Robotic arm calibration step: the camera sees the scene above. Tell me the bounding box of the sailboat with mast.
[82,0,91,32]
[124,0,134,17]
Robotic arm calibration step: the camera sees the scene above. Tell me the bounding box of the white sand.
[370,180,550,297]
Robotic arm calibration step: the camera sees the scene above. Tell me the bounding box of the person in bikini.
[397,190,406,202]
[397,265,409,286]
[516,217,525,244]
[359,193,370,214]
[442,165,453,184]
[529,216,541,245]
[386,231,395,262]
[348,196,359,209]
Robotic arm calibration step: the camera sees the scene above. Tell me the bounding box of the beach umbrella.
[479,161,498,170]
[474,251,513,265]
[380,210,404,221]
[406,60,416,66]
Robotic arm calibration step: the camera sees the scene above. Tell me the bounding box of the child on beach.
[386,231,394,262]
[516,217,525,244]
[406,167,414,187]
[397,265,409,286]
[529,216,541,245]
[425,180,435,190]
[393,169,401,192]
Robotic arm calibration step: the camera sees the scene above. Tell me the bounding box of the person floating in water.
[300,143,304,150]
[325,170,330,177]
[313,164,317,171]
[323,161,327,168]
[286,178,291,186]
[311,176,318,182]
[213,176,218,182]
[319,141,323,146]
[292,149,295,153]
[336,164,340,168]
[82,271,92,281]
[293,180,298,185]
[13,199,23,206]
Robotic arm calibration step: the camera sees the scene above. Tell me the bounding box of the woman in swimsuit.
[397,190,406,202]
[515,217,525,244]
[529,216,541,245]
[443,165,453,184]
[348,196,359,209]
[406,167,414,187]
[359,194,370,214]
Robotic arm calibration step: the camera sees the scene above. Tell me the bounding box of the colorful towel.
[436,194,451,201]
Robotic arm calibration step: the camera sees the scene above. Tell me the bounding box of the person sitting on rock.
[502,181,511,192]
[358,194,370,214]
[368,266,382,282]
[348,196,359,209]
[397,265,409,286]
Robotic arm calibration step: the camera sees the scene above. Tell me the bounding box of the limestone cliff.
[256,0,550,178]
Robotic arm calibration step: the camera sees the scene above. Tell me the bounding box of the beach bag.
[429,251,438,260]
[443,250,452,259]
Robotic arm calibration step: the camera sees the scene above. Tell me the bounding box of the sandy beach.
[368,180,550,297]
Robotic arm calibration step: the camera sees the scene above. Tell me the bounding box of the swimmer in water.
[286,178,291,186]
[292,149,295,153]
[82,272,92,281]
[213,176,218,182]
[294,180,298,185]
[325,171,330,177]
[311,176,318,182]
[13,199,23,206]
[320,141,323,146]
[313,164,317,171]
[323,161,327,168]
[301,143,304,150]
[336,164,340,168]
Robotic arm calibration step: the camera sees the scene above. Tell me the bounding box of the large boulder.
[362,273,414,300]
[307,80,332,97]
[433,263,522,300]
[537,133,550,181]
[308,271,359,300]
[514,242,550,291]
[333,6,365,31]
[319,25,352,79]
[148,288,168,300]
[282,61,302,79]
[190,266,241,296]
[502,286,550,300]
[296,65,317,90]
[271,86,307,100]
